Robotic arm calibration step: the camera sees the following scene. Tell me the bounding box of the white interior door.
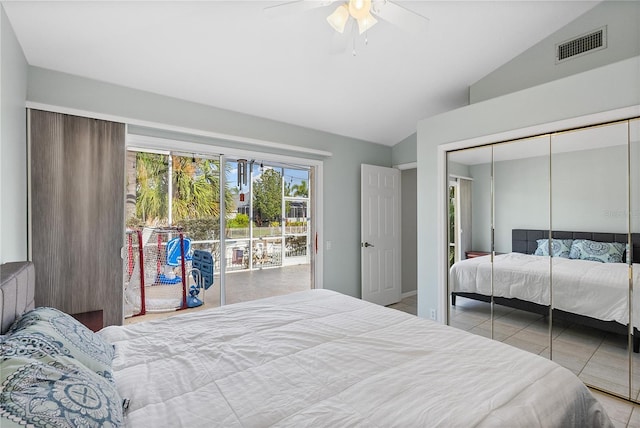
[361,164,401,305]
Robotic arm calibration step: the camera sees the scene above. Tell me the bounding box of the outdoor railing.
[126,226,309,278]
[189,236,306,272]
[225,225,308,239]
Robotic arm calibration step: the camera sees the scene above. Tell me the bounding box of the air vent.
[556,26,607,63]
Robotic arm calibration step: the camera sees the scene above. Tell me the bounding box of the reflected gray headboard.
[512,229,640,264]
[0,261,35,334]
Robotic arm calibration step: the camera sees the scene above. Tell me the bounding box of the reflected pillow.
[533,239,573,258]
[569,239,625,263]
[626,243,631,263]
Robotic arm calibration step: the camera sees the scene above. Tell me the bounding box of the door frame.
[126,133,325,298]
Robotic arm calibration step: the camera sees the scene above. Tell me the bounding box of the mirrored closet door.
[630,118,640,401]
[446,116,640,402]
[493,137,551,353]
[550,122,631,397]
[447,146,493,337]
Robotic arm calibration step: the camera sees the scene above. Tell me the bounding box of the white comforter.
[99,290,612,428]
[450,252,632,325]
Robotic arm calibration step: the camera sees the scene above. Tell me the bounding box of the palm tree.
[131,153,234,227]
[291,180,308,198]
[125,151,138,224]
[135,152,169,225]
[172,156,235,221]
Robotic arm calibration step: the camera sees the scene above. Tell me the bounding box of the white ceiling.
[3,1,600,146]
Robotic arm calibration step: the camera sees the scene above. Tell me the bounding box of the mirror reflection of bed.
[446,117,640,401]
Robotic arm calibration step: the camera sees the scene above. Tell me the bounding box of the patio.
[125,263,311,324]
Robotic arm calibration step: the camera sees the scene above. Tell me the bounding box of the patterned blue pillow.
[1,331,73,361]
[0,357,123,428]
[569,239,626,263]
[6,307,115,381]
[533,239,573,258]
[626,243,632,263]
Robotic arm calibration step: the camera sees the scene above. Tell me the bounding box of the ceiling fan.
[264,0,430,38]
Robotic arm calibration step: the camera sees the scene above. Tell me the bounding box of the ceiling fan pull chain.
[352,35,357,56]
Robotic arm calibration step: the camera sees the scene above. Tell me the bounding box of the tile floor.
[387,293,418,315]
[389,295,640,428]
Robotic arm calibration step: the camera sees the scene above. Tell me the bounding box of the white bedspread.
[99,290,612,427]
[450,252,632,325]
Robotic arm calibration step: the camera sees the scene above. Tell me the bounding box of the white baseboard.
[401,290,417,299]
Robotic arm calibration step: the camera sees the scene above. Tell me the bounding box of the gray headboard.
[512,229,640,264]
[0,261,35,334]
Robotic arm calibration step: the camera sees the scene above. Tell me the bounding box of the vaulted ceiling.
[3,1,599,145]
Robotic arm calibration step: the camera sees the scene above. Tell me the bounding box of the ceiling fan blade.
[372,1,429,37]
[264,0,336,18]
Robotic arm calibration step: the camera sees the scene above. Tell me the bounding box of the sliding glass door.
[124,150,224,313]
[125,148,313,314]
[223,160,312,304]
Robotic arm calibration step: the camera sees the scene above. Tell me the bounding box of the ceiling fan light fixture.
[327,4,350,33]
[357,12,377,34]
[348,0,371,20]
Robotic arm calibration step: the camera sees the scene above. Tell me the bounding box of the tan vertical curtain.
[30,109,125,327]
[459,178,472,259]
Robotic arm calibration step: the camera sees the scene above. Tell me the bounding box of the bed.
[450,229,640,351]
[1,261,613,427]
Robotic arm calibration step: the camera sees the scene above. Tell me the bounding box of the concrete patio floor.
[125,264,311,324]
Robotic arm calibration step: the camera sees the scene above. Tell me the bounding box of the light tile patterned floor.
[387,294,417,315]
[388,294,640,428]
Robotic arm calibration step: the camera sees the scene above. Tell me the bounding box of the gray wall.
[468,154,551,254]
[468,162,492,253]
[468,145,629,254]
[26,67,392,298]
[0,5,28,263]
[552,145,628,233]
[471,1,640,103]
[447,161,470,178]
[401,168,417,294]
[417,55,640,320]
[491,155,550,253]
[395,135,418,296]
[392,132,416,166]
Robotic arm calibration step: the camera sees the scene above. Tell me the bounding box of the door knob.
[362,242,375,248]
